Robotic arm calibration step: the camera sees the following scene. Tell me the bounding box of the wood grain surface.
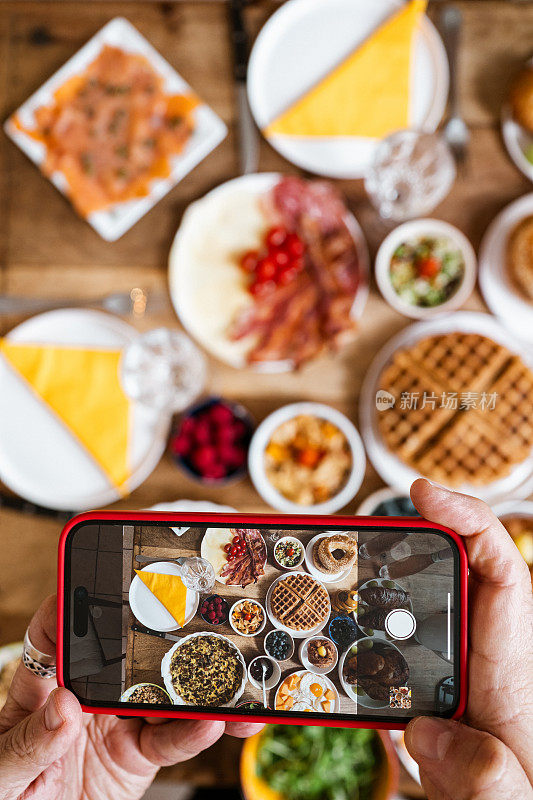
[1,1,532,796]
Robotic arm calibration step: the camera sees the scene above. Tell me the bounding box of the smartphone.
[57,511,467,730]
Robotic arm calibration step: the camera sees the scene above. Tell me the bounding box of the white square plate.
[4,17,227,241]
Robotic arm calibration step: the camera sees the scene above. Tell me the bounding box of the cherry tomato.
[286,234,305,258]
[297,447,321,468]
[232,536,241,545]
[224,543,232,554]
[272,249,290,268]
[256,257,277,282]
[226,553,234,562]
[249,279,275,296]
[287,548,295,557]
[278,265,297,285]
[266,226,288,249]
[243,612,252,621]
[230,546,238,557]
[240,250,259,273]
[417,255,441,279]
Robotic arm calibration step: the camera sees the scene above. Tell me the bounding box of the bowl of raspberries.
[170,397,254,483]
[200,594,229,625]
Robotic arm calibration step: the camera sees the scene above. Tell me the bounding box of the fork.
[440,6,469,167]
[0,289,148,316]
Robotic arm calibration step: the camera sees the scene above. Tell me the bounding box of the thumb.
[405,716,533,800]
[0,688,82,800]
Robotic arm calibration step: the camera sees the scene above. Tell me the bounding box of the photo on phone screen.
[63,521,462,724]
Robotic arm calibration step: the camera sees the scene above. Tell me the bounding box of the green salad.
[390,235,465,307]
[256,725,380,800]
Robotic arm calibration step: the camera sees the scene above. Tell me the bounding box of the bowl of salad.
[375,219,477,319]
[240,725,399,800]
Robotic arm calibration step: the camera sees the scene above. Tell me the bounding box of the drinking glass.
[365,130,456,222]
[120,328,206,414]
[178,556,216,594]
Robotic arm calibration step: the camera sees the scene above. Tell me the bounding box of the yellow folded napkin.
[0,340,131,492]
[135,570,187,627]
[264,0,427,140]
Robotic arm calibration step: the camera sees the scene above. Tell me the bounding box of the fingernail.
[408,717,453,760]
[44,694,65,731]
[426,479,450,492]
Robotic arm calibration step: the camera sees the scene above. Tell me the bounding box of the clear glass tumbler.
[120,328,206,414]
[365,130,456,222]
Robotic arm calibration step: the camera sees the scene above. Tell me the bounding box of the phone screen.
[63,520,462,723]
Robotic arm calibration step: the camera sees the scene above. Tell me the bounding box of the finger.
[225,721,264,738]
[0,688,82,800]
[0,596,58,732]
[139,718,225,767]
[410,479,531,592]
[405,716,532,800]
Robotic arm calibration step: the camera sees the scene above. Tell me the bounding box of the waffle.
[283,572,317,600]
[271,576,330,631]
[270,581,301,622]
[377,333,533,487]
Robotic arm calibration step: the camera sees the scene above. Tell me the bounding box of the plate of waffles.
[266,571,331,638]
[304,531,358,584]
[360,311,533,503]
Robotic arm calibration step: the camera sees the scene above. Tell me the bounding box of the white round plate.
[149,500,237,536]
[502,105,533,184]
[360,311,533,504]
[275,668,339,713]
[200,527,267,586]
[479,193,533,344]
[0,642,22,671]
[168,172,369,371]
[247,0,448,179]
[248,401,366,514]
[265,571,331,639]
[161,631,247,707]
[229,598,267,637]
[0,309,170,511]
[354,577,413,641]
[389,730,421,785]
[338,637,407,709]
[375,218,477,319]
[355,486,415,516]
[129,562,199,633]
[304,532,357,584]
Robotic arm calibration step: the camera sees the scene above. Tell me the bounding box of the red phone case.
[57,511,468,730]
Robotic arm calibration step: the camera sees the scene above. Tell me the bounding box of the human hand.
[0,595,263,800]
[405,479,533,799]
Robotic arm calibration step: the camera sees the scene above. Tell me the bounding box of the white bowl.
[298,635,338,675]
[375,218,477,319]
[248,402,366,514]
[273,536,305,570]
[248,655,281,690]
[229,598,267,638]
[264,629,295,662]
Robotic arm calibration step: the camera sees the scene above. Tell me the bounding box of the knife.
[228,0,259,174]
[131,624,181,642]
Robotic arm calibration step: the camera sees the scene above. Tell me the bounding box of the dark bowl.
[200,594,229,626]
[170,395,255,485]
[328,614,359,649]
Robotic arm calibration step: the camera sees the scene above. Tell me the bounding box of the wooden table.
[1,1,533,796]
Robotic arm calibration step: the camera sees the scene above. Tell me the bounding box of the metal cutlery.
[440,6,469,167]
[229,0,259,174]
[131,624,181,642]
[0,289,149,316]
